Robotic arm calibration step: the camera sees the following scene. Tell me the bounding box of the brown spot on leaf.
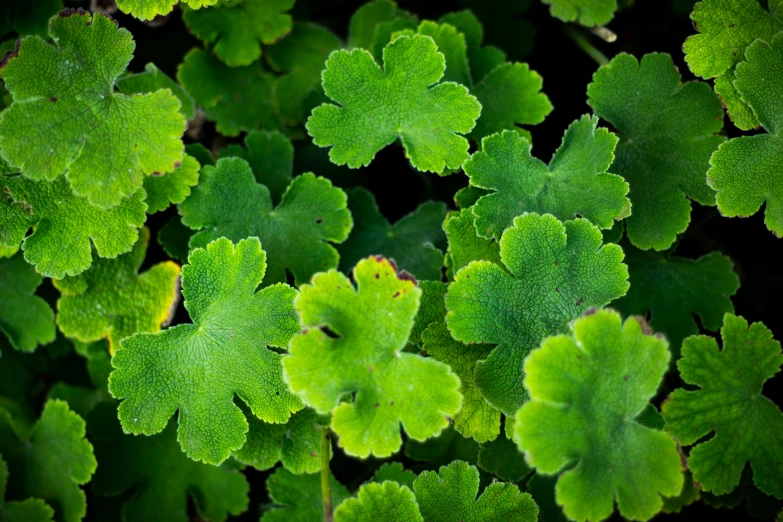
[49,97,57,103]
[623,374,628,381]
[374,402,380,408]
[0,40,21,71]
[397,271,417,285]
[375,273,379,279]
[173,161,182,169]
[393,291,400,298]
[316,217,323,224]
[575,297,584,306]
[555,287,560,293]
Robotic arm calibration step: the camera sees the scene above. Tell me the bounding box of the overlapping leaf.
[307,34,481,173]
[663,314,783,498]
[335,481,422,521]
[142,154,200,214]
[541,0,618,26]
[515,310,683,522]
[183,0,295,67]
[179,157,352,286]
[683,0,782,129]
[613,247,739,354]
[218,130,293,204]
[0,10,185,208]
[465,115,628,239]
[262,467,351,521]
[338,188,447,281]
[0,175,146,278]
[446,213,629,414]
[587,53,725,250]
[707,34,783,236]
[54,227,180,354]
[0,400,96,522]
[117,62,196,121]
[443,209,501,281]
[0,253,55,353]
[116,0,219,21]
[283,256,462,458]
[0,458,54,522]
[109,237,302,464]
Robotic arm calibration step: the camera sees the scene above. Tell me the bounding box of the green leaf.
[54,227,180,354]
[0,253,55,353]
[117,62,197,121]
[0,175,147,279]
[541,0,618,26]
[422,323,499,442]
[0,458,54,522]
[0,10,186,209]
[115,1,219,20]
[335,481,422,522]
[661,472,701,514]
[158,216,194,263]
[90,402,249,522]
[283,256,462,458]
[0,400,96,522]
[0,1,62,38]
[395,21,471,86]
[142,154,200,214]
[613,248,739,355]
[445,213,629,414]
[443,209,501,281]
[409,281,447,347]
[178,49,280,137]
[683,0,783,130]
[267,23,343,125]
[180,157,352,286]
[470,63,552,141]
[515,310,683,522]
[707,34,783,236]
[413,460,538,521]
[587,53,725,250]
[109,237,302,465]
[348,0,399,50]
[466,116,628,239]
[182,0,294,67]
[234,407,327,473]
[439,10,506,83]
[217,130,293,205]
[371,462,417,490]
[185,142,215,168]
[338,188,447,281]
[662,314,783,498]
[262,467,351,522]
[477,429,530,482]
[526,473,568,522]
[306,34,482,173]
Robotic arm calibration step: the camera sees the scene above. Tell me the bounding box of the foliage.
[1,2,781,522]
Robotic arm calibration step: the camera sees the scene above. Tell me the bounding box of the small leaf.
[0,253,55,353]
[263,467,351,521]
[335,481,422,522]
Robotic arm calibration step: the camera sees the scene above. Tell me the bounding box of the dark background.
[26,0,783,520]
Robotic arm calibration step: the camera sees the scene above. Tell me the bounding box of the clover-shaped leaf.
[178,49,280,137]
[54,227,180,354]
[338,188,447,281]
[515,310,683,522]
[414,460,538,521]
[183,0,294,67]
[707,34,783,236]
[90,402,249,522]
[683,0,782,129]
[283,256,462,458]
[0,175,146,278]
[663,314,783,498]
[109,237,302,464]
[0,253,55,353]
[180,157,352,286]
[116,0,219,21]
[0,9,186,209]
[307,34,481,173]
[218,130,293,204]
[267,23,343,125]
[0,400,96,522]
[422,323,499,443]
[446,213,629,414]
[465,115,628,239]
[335,481,422,522]
[614,247,739,355]
[263,467,351,522]
[541,0,618,26]
[234,407,328,474]
[142,154,200,214]
[0,457,54,522]
[587,53,725,250]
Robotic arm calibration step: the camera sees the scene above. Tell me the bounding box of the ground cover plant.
[1,0,782,521]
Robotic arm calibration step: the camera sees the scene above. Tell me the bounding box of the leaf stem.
[321,427,333,522]
[565,26,609,66]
